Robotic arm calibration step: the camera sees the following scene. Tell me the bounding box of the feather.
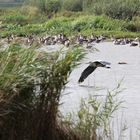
[78,61,111,83]
[99,61,111,65]
[78,66,96,83]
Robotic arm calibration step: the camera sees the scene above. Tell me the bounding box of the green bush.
[62,0,83,12]
[64,83,124,140]
[105,1,135,20]
[121,16,140,32]
[46,0,61,14]
[28,0,61,15]
[3,15,28,25]
[20,6,40,18]
[0,44,85,140]
[82,0,140,20]
[24,0,140,20]
[124,23,139,32]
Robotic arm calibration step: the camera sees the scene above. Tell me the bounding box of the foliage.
[0,44,85,140]
[27,0,61,15]
[3,14,28,25]
[0,11,140,38]
[83,0,140,20]
[45,0,61,14]
[1,0,140,20]
[20,5,40,18]
[64,84,124,140]
[0,14,140,38]
[62,0,83,12]
[124,16,140,32]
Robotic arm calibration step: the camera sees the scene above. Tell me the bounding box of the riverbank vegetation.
[27,0,140,20]
[0,13,140,38]
[0,44,85,140]
[63,85,124,140]
[0,0,140,140]
[0,0,140,38]
[0,44,125,140]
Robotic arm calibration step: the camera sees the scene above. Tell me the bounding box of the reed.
[0,43,85,140]
[62,83,125,140]
[1,14,139,38]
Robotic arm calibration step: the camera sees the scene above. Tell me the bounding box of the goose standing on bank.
[78,61,111,83]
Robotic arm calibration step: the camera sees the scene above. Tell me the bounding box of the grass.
[0,2,24,8]
[0,43,139,140]
[0,14,140,38]
[0,43,85,140]
[0,43,128,140]
[62,82,125,140]
[0,5,140,140]
[26,0,140,20]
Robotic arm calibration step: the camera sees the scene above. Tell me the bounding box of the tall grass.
[1,15,140,38]
[0,5,139,38]
[0,44,85,140]
[23,0,140,20]
[26,0,62,16]
[63,83,125,140]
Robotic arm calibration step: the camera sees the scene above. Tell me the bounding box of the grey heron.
[78,61,111,83]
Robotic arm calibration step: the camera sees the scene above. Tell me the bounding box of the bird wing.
[78,66,96,83]
[99,61,111,65]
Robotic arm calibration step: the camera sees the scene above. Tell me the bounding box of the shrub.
[45,0,61,14]
[20,6,40,18]
[0,44,85,140]
[64,83,124,140]
[28,0,61,15]
[82,0,140,20]
[62,0,83,12]
[3,14,28,25]
[121,16,140,32]
[105,1,132,20]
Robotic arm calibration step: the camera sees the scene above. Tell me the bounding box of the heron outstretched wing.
[99,61,111,65]
[78,66,96,83]
[78,61,111,83]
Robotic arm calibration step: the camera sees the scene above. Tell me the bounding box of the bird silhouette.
[78,61,111,83]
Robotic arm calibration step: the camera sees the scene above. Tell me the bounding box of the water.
[60,42,140,139]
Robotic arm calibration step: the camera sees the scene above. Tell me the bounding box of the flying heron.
[78,61,111,83]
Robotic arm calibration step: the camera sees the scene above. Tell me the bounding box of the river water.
[60,42,140,139]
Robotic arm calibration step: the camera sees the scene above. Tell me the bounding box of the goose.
[130,37,140,47]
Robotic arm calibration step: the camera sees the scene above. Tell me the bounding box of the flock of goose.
[0,33,140,49]
[0,33,139,83]
[112,37,140,46]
